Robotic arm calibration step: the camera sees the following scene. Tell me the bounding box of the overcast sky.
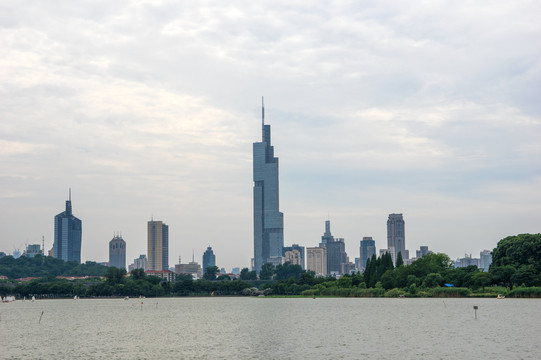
[1,1,540,271]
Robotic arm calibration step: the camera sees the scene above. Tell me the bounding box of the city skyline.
[1,2,540,271]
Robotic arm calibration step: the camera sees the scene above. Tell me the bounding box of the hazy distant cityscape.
[0,103,494,280]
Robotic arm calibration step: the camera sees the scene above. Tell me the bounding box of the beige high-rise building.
[147,219,169,271]
[284,249,302,266]
[306,247,327,276]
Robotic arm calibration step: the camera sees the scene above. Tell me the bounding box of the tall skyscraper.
[109,235,126,269]
[53,190,82,263]
[387,213,406,264]
[253,98,284,272]
[202,246,216,271]
[147,219,169,271]
[319,220,347,275]
[359,237,376,272]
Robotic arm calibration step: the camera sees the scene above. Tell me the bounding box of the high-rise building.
[23,244,43,258]
[53,190,82,263]
[253,99,284,272]
[319,220,348,275]
[283,244,305,269]
[202,246,216,272]
[359,237,376,273]
[147,219,169,271]
[306,247,327,276]
[387,213,406,265]
[479,250,492,272]
[128,254,147,272]
[109,235,126,269]
[416,246,431,259]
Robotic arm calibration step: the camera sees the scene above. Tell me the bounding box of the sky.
[1,1,540,271]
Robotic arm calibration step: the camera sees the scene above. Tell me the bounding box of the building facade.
[53,191,82,263]
[24,244,43,258]
[387,213,407,265]
[147,220,169,271]
[306,247,327,276]
[319,220,348,275]
[253,99,284,272]
[202,246,216,272]
[479,250,492,272]
[109,235,126,269]
[283,244,305,269]
[175,262,202,279]
[359,237,376,273]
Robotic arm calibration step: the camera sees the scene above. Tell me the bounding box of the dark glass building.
[53,191,82,263]
[202,246,216,272]
[253,99,284,271]
[319,220,347,275]
[359,237,376,273]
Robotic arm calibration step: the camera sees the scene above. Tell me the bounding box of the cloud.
[0,0,540,267]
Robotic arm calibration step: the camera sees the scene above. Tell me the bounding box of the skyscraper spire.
[261,96,265,141]
[69,187,71,202]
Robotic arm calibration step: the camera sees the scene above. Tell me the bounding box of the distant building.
[147,219,169,271]
[479,250,492,272]
[145,270,174,282]
[23,244,43,258]
[283,244,305,269]
[202,246,216,272]
[231,267,240,275]
[109,235,126,269]
[416,246,431,258]
[12,249,21,259]
[359,237,376,273]
[341,261,356,275]
[455,254,480,268]
[53,190,82,263]
[306,246,327,276]
[319,220,348,275]
[128,254,148,272]
[387,213,407,265]
[0,252,6,259]
[253,100,284,272]
[175,262,202,279]
[284,249,303,267]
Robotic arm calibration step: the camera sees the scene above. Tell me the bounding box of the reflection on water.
[2,297,540,359]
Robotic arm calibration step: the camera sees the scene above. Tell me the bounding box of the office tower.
[387,213,406,265]
[253,98,284,272]
[23,244,43,258]
[109,235,126,269]
[416,246,431,259]
[319,220,347,275]
[53,190,82,263]
[128,254,148,272]
[283,244,305,269]
[147,219,169,271]
[320,220,334,244]
[202,246,216,271]
[307,247,327,276]
[479,250,492,272]
[359,237,376,273]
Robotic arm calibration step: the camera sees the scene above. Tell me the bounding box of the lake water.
[2,297,540,359]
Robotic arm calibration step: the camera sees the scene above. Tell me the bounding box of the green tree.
[203,266,220,281]
[259,262,275,280]
[396,252,404,267]
[422,273,444,288]
[105,267,127,285]
[130,268,146,280]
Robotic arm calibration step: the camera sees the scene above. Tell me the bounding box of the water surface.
[2,297,539,359]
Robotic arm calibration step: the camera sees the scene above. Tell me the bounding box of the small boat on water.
[497,294,505,299]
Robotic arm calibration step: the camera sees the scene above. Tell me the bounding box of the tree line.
[1,233,540,298]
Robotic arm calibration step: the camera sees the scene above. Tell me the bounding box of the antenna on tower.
[262,96,265,125]
[69,188,71,202]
